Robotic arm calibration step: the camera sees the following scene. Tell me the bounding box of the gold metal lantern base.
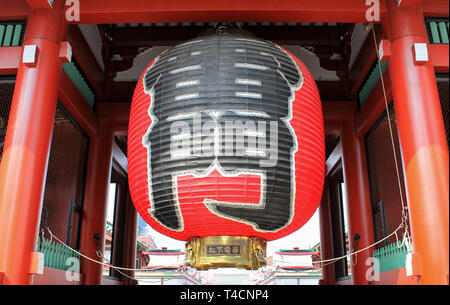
[185,236,267,270]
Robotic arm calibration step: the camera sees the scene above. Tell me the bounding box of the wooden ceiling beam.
[102,24,349,48]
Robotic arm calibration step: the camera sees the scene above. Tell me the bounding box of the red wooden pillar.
[341,120,375,285]
[0,4,66,284]
[79,121,113,285]
[384,0,449,284]
[122,192,138,285]
[318,179,335,285]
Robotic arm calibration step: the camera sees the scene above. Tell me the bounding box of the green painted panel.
[372,239,412,273]
[438,22,449,44]
[426,19,449,44]
[62,62,96,108]
[0,25,5,46]
[2,24,14,47]
[358,61,388,107]
[12,24,22,46]
[0,22,25,46]
[429,22,441,44]
[36,237,80,271]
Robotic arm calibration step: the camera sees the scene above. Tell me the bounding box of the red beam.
[97,102,129,126]
[59,71,99,137]
[422,0,449,17]
[323,101,357,124]
[77,0,386,24]
[430,44,449,73]
[26,0,53,9]
[0,47,21,74]
[0,0,30,20]
[110,121,129,136]
[397,0,423,7]
[1,0,446,23]
[97,102,130,121]
[97,102,130,135]
[324,124,343,135]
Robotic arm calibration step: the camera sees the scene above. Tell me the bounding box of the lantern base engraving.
[185,236,266,270]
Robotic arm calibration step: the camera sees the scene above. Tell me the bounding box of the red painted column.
[0,4,66,284]
[78,121,113,285]
[318,179,336,285]
[122,192,138,285]
[384,0,449,284]
[341,120,375,285]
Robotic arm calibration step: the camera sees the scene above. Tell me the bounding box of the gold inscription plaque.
[185,236,266,270]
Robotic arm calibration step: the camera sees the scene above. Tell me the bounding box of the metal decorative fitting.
[216,25,231,35]
[185,236,267,270]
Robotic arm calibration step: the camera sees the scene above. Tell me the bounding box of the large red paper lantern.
[128,33,325,269]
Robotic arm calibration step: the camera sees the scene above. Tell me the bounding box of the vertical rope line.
[371,27,410,243]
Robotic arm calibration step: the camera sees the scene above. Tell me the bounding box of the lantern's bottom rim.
[185,236,267,270]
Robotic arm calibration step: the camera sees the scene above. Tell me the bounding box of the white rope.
[304,223,404,266]
[47,226,195,284]
[46,227,184,272]
[47,224,406,275]
[370,26,412,245]
[351,252,358,266]
[272,224,404,266]
[46,223,405,272]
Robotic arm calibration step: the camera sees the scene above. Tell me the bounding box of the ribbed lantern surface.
[128,34,325,241]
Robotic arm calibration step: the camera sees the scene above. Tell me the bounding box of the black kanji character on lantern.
[143,34,302,231]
